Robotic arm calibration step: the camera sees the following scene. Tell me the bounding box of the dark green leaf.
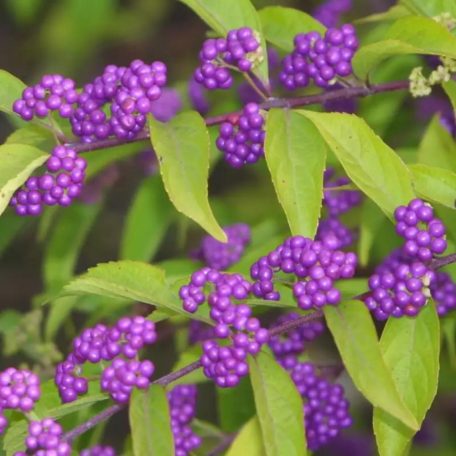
[120,176,173,262]
[299,111,415,217]
[417,116,456,172]
[259,6,324,53]
[264,109,326,238]
[0,144,49,216]
[3,420,27,454]
[373,303,440,455]
[0,212,26,257]
[149,112,226,242]
[249,350,307,456]
[324,301,419,430]
[129,386,174,456]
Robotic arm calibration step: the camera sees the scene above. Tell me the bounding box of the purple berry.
[80,445,116,456]
[430,271,456,316]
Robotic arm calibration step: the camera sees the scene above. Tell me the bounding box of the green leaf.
[373,303,440,456]
[258,6,325,53]
[400,0,456,17]
[44,202,101,292]
[353,16,456,79]
[218,377,255,432]
[179,0,269,84]
[324,301,419,430]
[249,350,307,456]
[0,144,49,216]
[417,116,456,172]
[0,70,26,116]
[226,417,265,456]
[409,164,456,209]
[61,260,209,322]
[6,123,55,149]
[3,420,27,454]
[0,212,26,257]
[120,176,173,262]
[129,386,174,456]
[149,112,226,242]
[299,111,415,217]
[171,345,207,385]
[264,109,326,238]
[442,80,456,112]
[355,5,412,24]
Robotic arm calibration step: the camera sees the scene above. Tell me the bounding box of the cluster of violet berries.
[80,446,116,456]
[316,168,362,249]
[14,418,71,456]
[0,368,41,436]
[365,199,450,320]
[55,316,157,404]
[250,235,357,310]
[216,102,266,168]
[280,25,359,90]
[13,74,78,121]
[10,145,87,216]
[194,27,262,90]
[192,223,251,270]
[168,385,202,456]
[313,0,353,28]
[179,268,269,387]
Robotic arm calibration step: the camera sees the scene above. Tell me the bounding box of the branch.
[73,80,410,154]
[431,252,456,270]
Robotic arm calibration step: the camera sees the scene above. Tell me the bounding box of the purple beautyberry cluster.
[280,25,359,90]
[192,223,251,270]
[13,74,78,120]
[216,103,265,168]
[313,0,353,28]
[179,268,269,387]
[290,361,352,451]
[268,312,325,361]
[430,271,456,316]
[168,385,202,456]
[14,418,71,456]
[394,198,447,261]
[55,316,156,403]
[250,236,357,310]
[80,446,116,456]
[365,249,434,320]
[100,358,154,404]
[0,368,40,412]
[323,169,362,216]
[10,145,87,216]
[71,60,167,142]
[188,78,210,115]
[188,320,216,345]
[316,217,356,250]
[194,27,262,90]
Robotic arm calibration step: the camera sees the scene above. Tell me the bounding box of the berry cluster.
[194,27,262,90]
[280,25,359,90]
[394,198,447,261]
[365,249,434,320]
[168,385,202,456]
[323,170,362,217]
[100,359,154,404]
[313,0,353,28]
[80,446,116,456]
[10,145,87,216]
[14,418,71,456]
[268,312,325,361]
[188,78,209,115]
[290,362,352,451]
[0,368,40,412]
[179,268,269,387]
[216,102,265,168]
[316,216,356,250]
[71,60,167,142]
[430,271,456,316]
[192,223,251,270]
[55,316,157,404]
[13,74,78,121]
[250,236,357,310]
